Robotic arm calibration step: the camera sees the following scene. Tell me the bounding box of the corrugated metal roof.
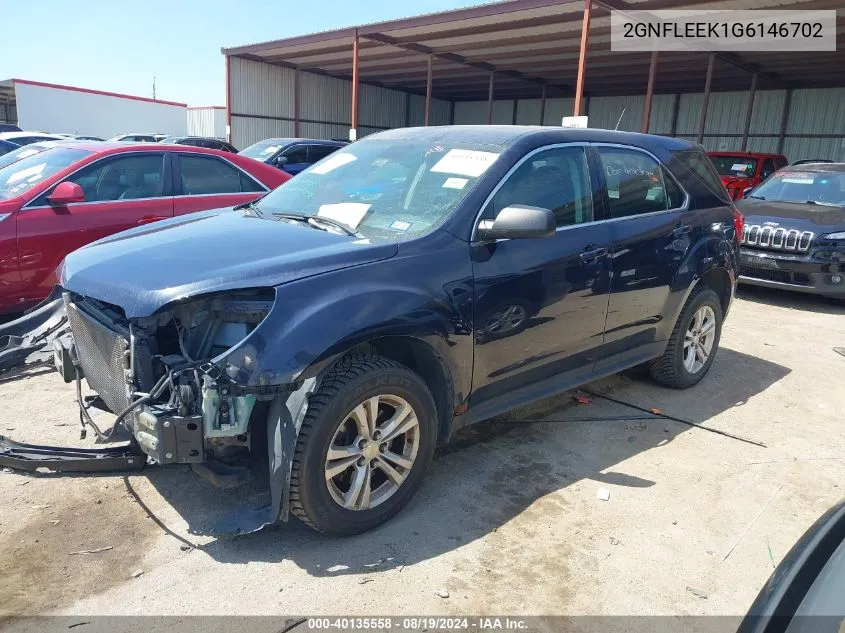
[223,0,845,101]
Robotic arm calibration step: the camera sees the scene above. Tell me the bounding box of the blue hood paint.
[60,208,397,317]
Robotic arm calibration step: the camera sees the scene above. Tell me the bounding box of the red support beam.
[641,50,658,134]
[697,53,715,144]
[777,88,793,154]
[487,71,495,124]
[425,54,433,126]
[351,29,360,140]
[539,84,547,125]
[573,0,592,117]
[293,68,301,137]
[740,73,758,151]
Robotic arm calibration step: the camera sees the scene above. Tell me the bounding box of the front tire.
[649,288,723,389]
[289,354,437,536]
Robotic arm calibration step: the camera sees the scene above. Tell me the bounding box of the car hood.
[60,208,398,317]
[736,199,845,233]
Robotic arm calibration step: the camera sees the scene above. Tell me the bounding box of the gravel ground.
[0,285,843,619]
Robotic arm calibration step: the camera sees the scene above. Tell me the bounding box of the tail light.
[732,207,744,244]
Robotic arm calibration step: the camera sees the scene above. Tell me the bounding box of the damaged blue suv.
[0,126,740,536]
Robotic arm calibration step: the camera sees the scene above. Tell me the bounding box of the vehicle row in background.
[0,142,289,313]
[239,137,347,175]
[158,136,238,152]
[0,131,67,146]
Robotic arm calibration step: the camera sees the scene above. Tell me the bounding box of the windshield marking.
[311,152,357,175]
[316,202,371,228]
[430,149,500,178]
[442,177,468,190]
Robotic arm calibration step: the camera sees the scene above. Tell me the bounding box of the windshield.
[750,171,845,206]
[252,138,503,241]
[239,139,288,161]
[0,147,92,200]
[0,143,54,170]
[710,155,758,178]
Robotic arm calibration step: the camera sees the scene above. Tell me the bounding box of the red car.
[0,142,289,314]
[707,152,789,200]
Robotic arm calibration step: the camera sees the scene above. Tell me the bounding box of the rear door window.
[597,146,682,218]
[281,145,309,164]
[309,145,341,163]
[674,150,731,202]
[178,154,264,194]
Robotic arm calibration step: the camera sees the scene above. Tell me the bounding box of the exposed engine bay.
[55,289,278,469]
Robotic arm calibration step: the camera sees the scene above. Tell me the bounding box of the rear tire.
[649,288,723,389]
[289,354,437,536]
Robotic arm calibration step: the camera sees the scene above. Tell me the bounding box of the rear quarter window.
[673,150,731,203]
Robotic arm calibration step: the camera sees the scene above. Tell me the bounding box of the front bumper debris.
[738,248,845,297]
[0,435,145,473]
[0,290,69,375]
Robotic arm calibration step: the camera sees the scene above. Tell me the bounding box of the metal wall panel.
[0,101,16,124]
[787,88,845,135]
[359,83,405,129]
[230,57,295,118]
[746,136,781,154]
[703,91,748,134]
[453,101,487,124]
[675,93,704,136]
[516,99,542,125]
[749,89,785,134]
[187,107,226,138]
[544,97,576,125]
[492,100,515,124]
[783,137,845,162]
[648,94,676,135]
[231,115,294,149]
[589,95,644,131]
[299,71,351,127]
[299,121,348,141]
[408,94,452,126]
[429,98,452,126]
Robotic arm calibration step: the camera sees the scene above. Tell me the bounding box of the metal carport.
[222,0,845,159]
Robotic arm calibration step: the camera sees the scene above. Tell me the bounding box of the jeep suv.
[0,126,741,536]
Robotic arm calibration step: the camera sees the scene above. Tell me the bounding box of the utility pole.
[152,76,157,100]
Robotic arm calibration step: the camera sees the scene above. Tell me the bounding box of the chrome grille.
[66,302,130,414]
[742,225,814,252]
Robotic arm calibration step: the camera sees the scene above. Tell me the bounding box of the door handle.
[579,246,608,263]
[137,215,168,225]
[672,224,693,237]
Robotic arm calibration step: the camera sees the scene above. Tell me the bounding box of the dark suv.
[0,126,740,536]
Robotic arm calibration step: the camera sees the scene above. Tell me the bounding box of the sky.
[0,0,491,106]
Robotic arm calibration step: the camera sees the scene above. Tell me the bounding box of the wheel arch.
[302,335,457,444]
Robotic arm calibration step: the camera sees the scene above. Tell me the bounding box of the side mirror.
[476,205,556,241]
[742,187,753,199]
[274,155,289,166]
[48,182,85,206]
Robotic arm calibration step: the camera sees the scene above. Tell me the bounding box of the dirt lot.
[0,286,843,618]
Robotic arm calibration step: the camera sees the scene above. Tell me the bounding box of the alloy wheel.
[324,394,420,511]
[683,305,716,374]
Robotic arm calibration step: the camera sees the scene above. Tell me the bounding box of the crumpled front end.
[62,288,292,468]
